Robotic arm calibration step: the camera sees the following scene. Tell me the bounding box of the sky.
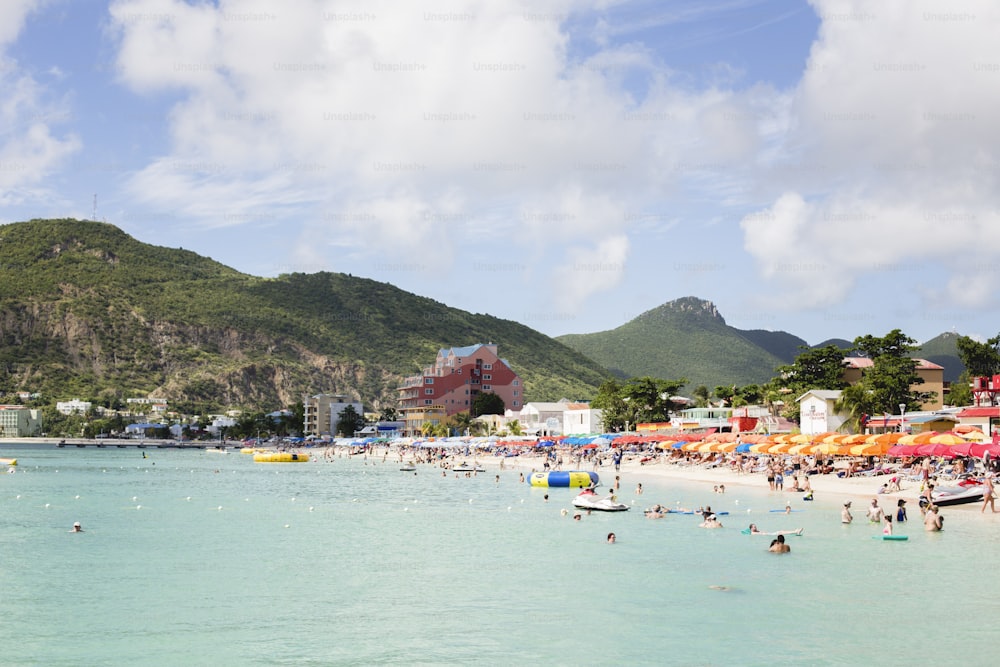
[1,0,998,346]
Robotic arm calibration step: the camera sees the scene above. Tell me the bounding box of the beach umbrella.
[717,442,738,453]
[735,443,754,453]
[788,443,813,455]
[749,442,772,453]
[887,444,912,457]
[789,433,812,444]
[929,432,967,446]
[915,443,955,457]
[840,434,869,445]
[949,442,988,458]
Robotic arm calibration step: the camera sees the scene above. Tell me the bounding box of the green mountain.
[555,297,808,390]
[0,219,611,411]
[915,331,965,382]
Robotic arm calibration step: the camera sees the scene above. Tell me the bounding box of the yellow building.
[842,357,944,410]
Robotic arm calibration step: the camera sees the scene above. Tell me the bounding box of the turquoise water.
[2,444,998,666]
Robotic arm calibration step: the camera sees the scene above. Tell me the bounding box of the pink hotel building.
[397,343,522,416]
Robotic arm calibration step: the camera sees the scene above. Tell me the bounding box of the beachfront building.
[400,405,446,436]
[0,405,43,437]
[562,404,603,436]
[512,399,575,436]
[842,357,945,410]
[796,390,845,436]
[670,407,733,431]
[955,406,1000,438]
[55,398,92,415]
[397,343,522,416]
[304,394,364,437]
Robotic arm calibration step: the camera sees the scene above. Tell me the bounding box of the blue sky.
[2,0,998,347]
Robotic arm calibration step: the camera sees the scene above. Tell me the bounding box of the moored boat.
[572,490,629,512]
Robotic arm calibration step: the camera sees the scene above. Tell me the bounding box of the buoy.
[217,506,222,511]
[45,503,50,508]
[309,507,314,512]
[404,507,409,511]
[284,524,290,528]
[132,496,137,501]
[291,497,296,502]
[186,497,191,501]
[136,505,141,509]
[75,495,80,499]
[734,500,740,504]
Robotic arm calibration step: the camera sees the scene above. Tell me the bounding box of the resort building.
[797,390,845,436]
[956,406,1000,438]
[397,343,522,416]
[55,398,92,415]
[842,357,945,410]
[304,393,364,436]
[562,404,604,436]
[400,405,447,436]
[0,405,43,438]
[510,399,574,436]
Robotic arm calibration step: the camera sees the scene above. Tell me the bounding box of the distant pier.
[55,439,227,450]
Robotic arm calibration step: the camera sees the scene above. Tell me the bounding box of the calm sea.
[1,443,997,666]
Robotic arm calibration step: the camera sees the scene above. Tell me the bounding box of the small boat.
[926,484,984,507]
[0,457,16,466]
[452,462,485,472]
[400,465,417,472]
[572,492,629,512]
[206,447,229,454]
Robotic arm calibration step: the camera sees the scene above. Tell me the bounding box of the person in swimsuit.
[768,534,790,553]
[882,515,893,535]
[841,501,853,524]
[924,505,943,531]
[982,474,997,514]
[896,499,907,522]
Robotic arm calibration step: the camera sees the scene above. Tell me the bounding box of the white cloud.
[0,1,80,200]
[108,0,766,309]
[741,0,1000,310]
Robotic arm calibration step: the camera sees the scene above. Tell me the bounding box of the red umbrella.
[915,443,955,458]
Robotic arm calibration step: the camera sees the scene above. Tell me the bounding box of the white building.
[56,398,92,415]
[562,405,603,435]
[796,390,845,435]
[0,405,43,437]
[509,399,572,436]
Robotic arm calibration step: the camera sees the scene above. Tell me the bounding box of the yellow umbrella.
[842,433,870,445]
[769,443,795,454]
[717,442,738,453]
[929,433,966,445]
[789,433,812,444]
[788,443,813,455]
[749,443,773,453]
[697,443,715,453]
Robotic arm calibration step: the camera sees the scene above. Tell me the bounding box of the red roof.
[844,357,943,371]
[956,407,1000,418]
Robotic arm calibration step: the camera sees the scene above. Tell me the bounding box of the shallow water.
[2,444,997,666]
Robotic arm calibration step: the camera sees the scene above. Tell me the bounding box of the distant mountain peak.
[641,296,724,324]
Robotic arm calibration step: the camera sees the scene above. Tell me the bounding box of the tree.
[593,376,686,431]
[692,385,710,408]
[768,344,850,423]
[837,330,932,421]
[379,406,399,422]
[508,419,523,436]
[472,392,505,417]
[956,335,1000,377]
[335,405,365,437]
[287,401,305,435]
[451,411,474,436]
[949,370,973,408]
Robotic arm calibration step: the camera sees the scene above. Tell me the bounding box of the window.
[483,385,492,390]
[513,401,519,407]
[483,363,492,370]
[513,380,519,386]
[425,389,434,395]
[424,399,433,405]
[513,390,519,397]
[483,374,491,380]
[457,369,462,374]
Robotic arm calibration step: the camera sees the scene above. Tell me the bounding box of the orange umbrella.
[788,443,814,455]
[768,443,795,454]
[789,433,812,444]
[749,442,773,453]
[842,433,871,445]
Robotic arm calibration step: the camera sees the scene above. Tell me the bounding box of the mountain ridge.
[0,219,611,411]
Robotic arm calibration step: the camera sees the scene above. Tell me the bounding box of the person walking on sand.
[982,474,997,513]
